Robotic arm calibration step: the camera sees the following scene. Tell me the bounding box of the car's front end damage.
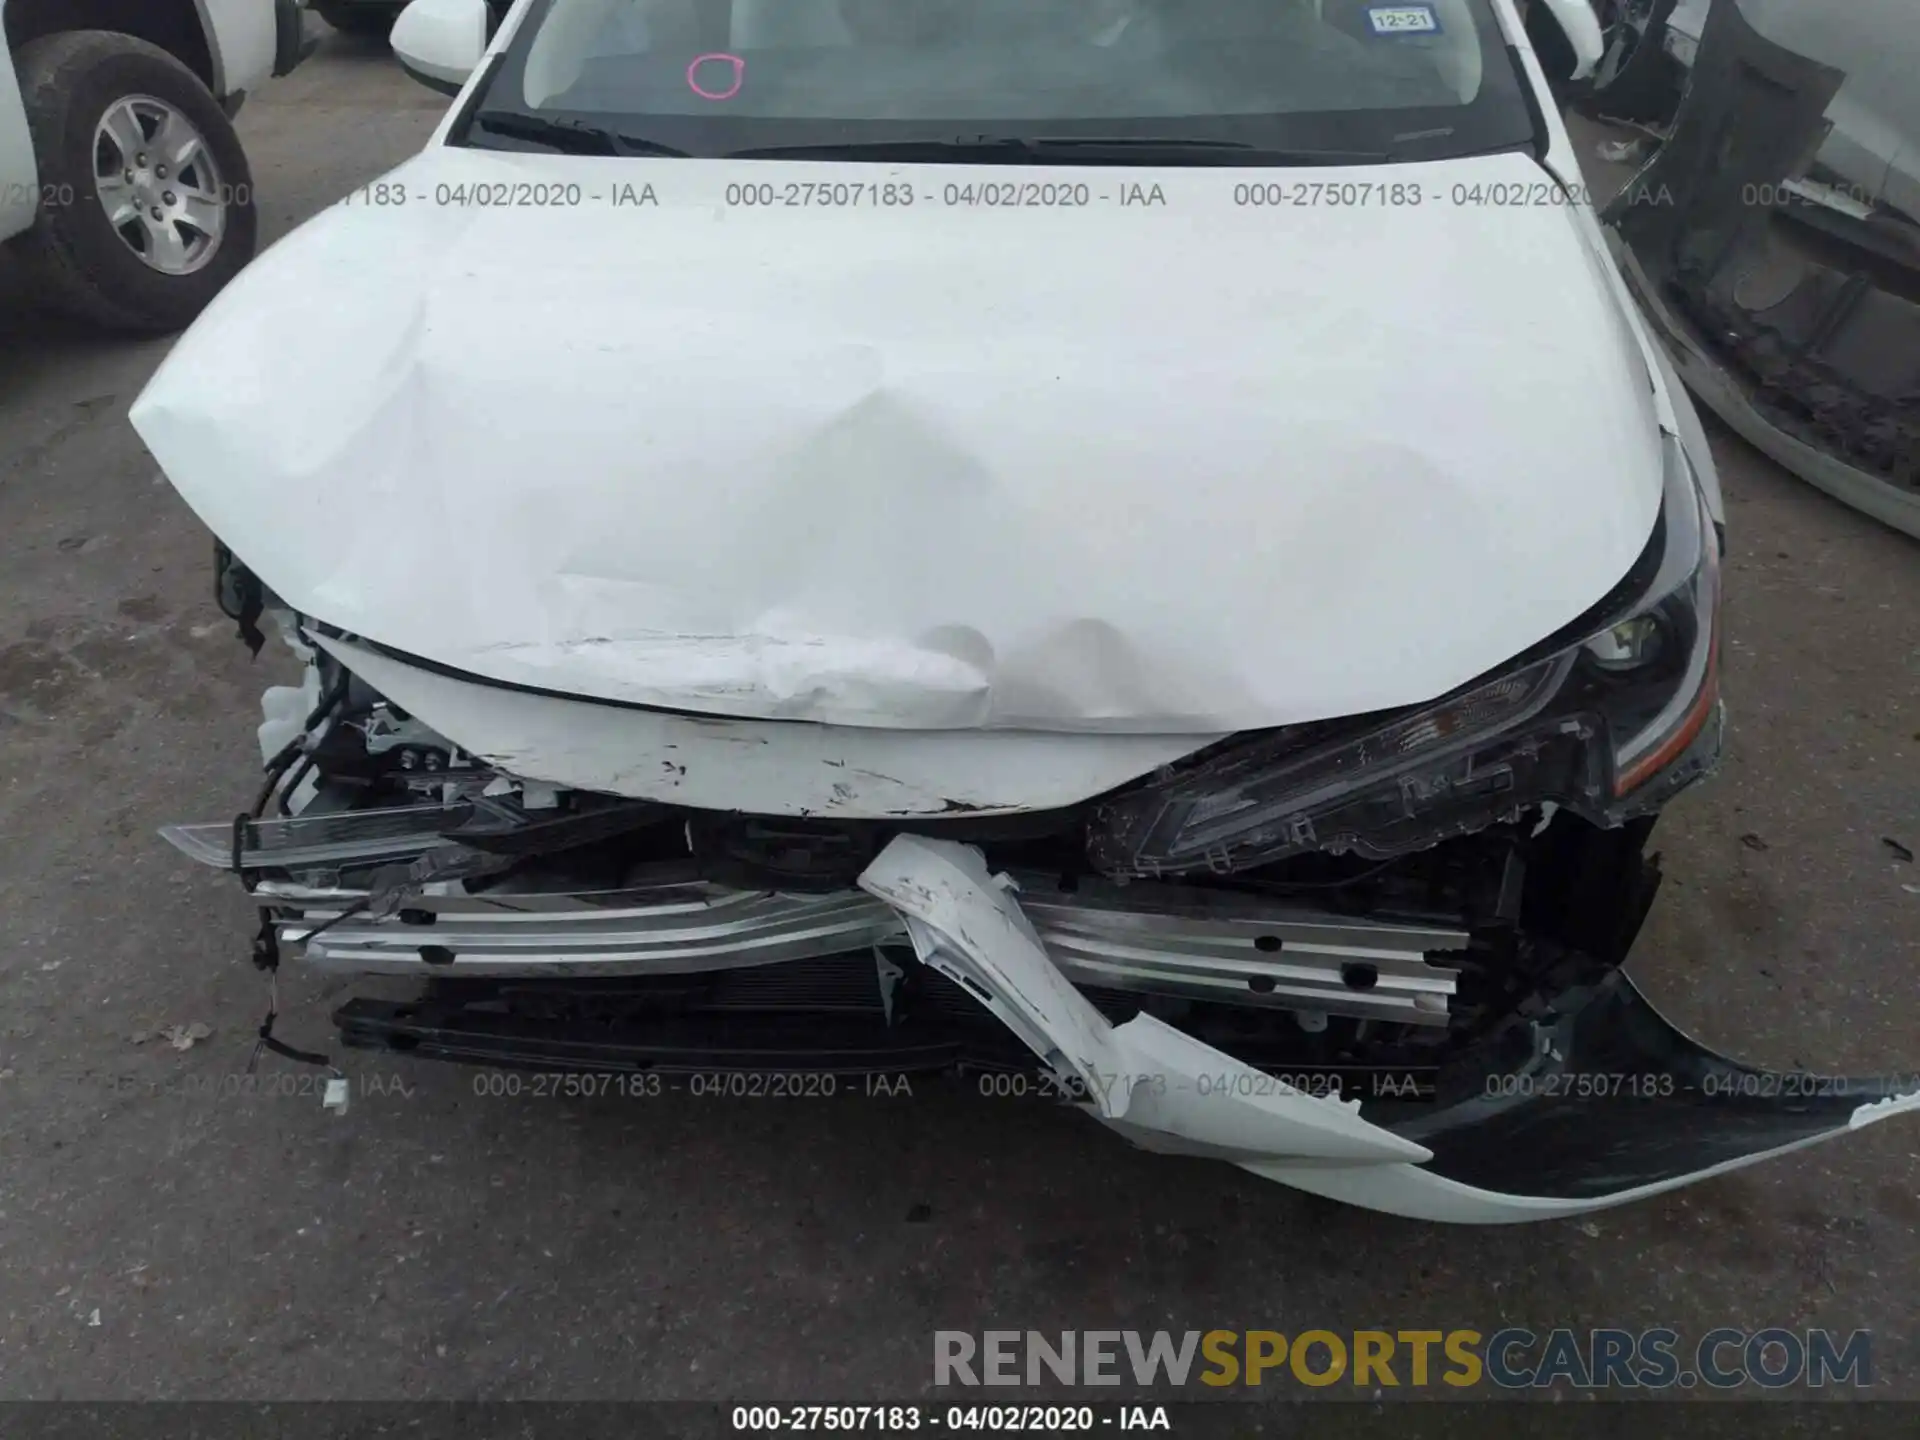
[147,439,1918,1221]
[133,0,1920,1221]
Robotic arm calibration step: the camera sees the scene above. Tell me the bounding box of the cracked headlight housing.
[1089,438,1723,878]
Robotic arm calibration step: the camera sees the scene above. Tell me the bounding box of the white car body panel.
[0,31,34,241]
[132,143,1666,735]
[1534,123,1728,526]
[1489,0,1726,522]
[1646,332,1724,527]
[197,0,277,97]
[390,0,492,89]
[317,634,1227,815]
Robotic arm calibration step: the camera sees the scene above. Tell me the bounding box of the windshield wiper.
[470,112,690,157]
[1016,136,1391,164]
[727,138,1035,163]
[728,136,1389,165]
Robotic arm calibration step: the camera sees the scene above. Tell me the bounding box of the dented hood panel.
[132,147,1664,732]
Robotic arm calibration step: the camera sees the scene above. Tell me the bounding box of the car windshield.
[463,0,1537,161]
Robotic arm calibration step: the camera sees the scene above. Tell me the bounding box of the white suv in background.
[1,0,310,331]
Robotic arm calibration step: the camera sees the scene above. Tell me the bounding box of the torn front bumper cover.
[207,823,1920,1223]
[857,837,1920,1222]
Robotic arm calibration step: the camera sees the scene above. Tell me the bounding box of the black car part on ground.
[1608,0,1919,483]
[1603,0,1920,532]
[1584,0,1688,122]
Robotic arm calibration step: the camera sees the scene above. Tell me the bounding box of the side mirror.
[391,0,490,96]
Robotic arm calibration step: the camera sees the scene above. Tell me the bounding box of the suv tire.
[10,30,257,334]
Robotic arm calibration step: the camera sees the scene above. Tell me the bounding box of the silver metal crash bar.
[164,802,1465,1023]
[256,873,1464,1025]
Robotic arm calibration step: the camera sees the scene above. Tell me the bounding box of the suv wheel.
[10,30,257,334]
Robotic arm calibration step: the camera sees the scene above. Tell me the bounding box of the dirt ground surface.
[0,29,1916,1406]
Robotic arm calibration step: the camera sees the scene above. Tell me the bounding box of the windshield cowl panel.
[458,0,1537,163]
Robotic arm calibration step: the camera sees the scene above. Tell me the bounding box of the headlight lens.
[1599,505,1720,796]
[1586,615,1665,670]
[1089,439,1722,878]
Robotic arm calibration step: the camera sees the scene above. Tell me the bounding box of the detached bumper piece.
[1605,0,1920,537]
[175,807,1920,1221]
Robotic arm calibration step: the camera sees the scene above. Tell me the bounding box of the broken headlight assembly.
[1090,436,1722,878]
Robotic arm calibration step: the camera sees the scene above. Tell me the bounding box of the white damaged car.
[134,0,1918,1222]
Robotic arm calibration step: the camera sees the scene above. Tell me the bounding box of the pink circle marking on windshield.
[686,53,746,101]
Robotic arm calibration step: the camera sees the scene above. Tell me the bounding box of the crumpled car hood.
[132,146,1663,732]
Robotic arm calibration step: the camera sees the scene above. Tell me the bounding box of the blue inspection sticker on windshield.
[1367,5,1442,35]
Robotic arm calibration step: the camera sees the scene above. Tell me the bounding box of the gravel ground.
[0,32,1915,1405]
